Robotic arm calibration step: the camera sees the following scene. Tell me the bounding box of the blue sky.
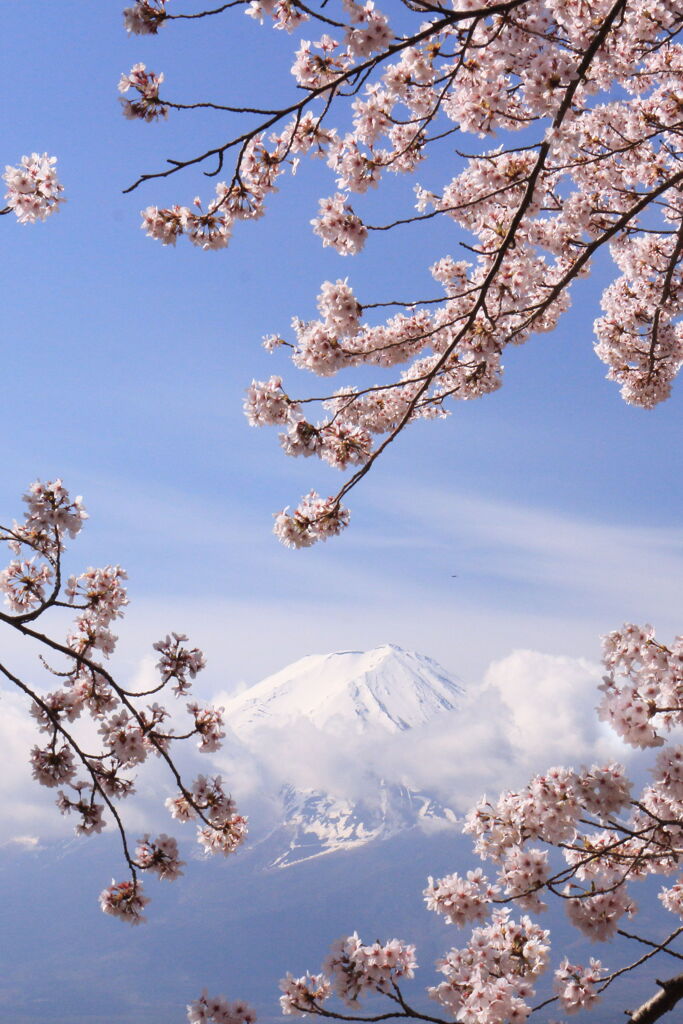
[1,4,682,1022]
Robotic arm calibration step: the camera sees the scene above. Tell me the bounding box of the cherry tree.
[0,479,246,923]
[112,0,683,546]
[194,623,683,1024]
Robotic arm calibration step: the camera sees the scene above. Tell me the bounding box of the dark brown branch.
[627,973,683,1024]
[647,216,683,378]
[618,930,683,963]
[123,0,531,192]
[166,1,247,20]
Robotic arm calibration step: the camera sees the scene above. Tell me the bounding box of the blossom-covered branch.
[0,480,246,923]
[120,0,683,544]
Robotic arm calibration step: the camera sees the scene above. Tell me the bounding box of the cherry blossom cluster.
[564,886,637,944]
[324,933,417,1004]
[279,974,332,1016]
[121,0,683,543]
[0,557,53,613]
[135,832,185,880]
[428,909,550,1023]
[279,933,416,1014]
[595,226,683,408]
[553,957,604,1015]
[311,194,367,254]
[123,0,167,34]
[2,153,64,224]
[660,879,683,917]
[423,867,499,927]
[167,773,248,856]
[187,991,257,1024]
[155,632,207,692]
[0,480,246,922]
[598,623,683,747]
[118,63,168,121]
[141,135,284,249]
[458,757,653,944]
[273,491,349,549]
[449,628,683,949]
[246,0,307,33]
[100,878,150,925]
[463,761,633,861]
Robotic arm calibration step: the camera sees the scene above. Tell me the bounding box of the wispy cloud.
[1,835,42,851]
[377,484,683,619]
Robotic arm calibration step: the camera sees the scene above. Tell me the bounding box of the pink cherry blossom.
[3,153,64,223]
[135,833,185,880]
[99,879,149,924]
[273,492,350,548]
[118,63,168,121]
[123,0,166,34]
[553,958,605,1014]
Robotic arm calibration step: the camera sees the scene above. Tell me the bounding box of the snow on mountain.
[222,643,464,737]
[269,783,458,868]
[221,644,464,867]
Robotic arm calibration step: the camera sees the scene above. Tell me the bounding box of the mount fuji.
[223,643,463,735]
[221,644,464,866]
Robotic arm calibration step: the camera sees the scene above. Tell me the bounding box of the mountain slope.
[222,643,464,737]
[222,644,464,866]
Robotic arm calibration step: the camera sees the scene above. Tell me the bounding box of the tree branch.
[627,974,683,1024]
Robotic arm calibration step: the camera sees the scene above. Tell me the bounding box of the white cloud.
[1,834,42,851]
[479,648,621,767]
[210,647,632,820]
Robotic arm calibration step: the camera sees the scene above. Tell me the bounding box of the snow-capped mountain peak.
[220,644,463,867]
[222,643,463,738]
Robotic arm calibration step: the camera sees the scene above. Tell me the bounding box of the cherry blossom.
[135,833,185,880]
[324,933,416,1004]
[188,702,226,752]
[154,632,207,693]
[2,153,64,224]
[244,376,298,427]
[429,910,550,1023]
[30,744,76,788]
[311,194,367,254]
[0,558,53,613]
[273,491,350,547]
[123,0,167,35]
[424,867,499,927]
[280,974,332,1016]
[553,958,605,1014]
[118,63,168,121]
[187,991,257,1024]
[99,879,149,924]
